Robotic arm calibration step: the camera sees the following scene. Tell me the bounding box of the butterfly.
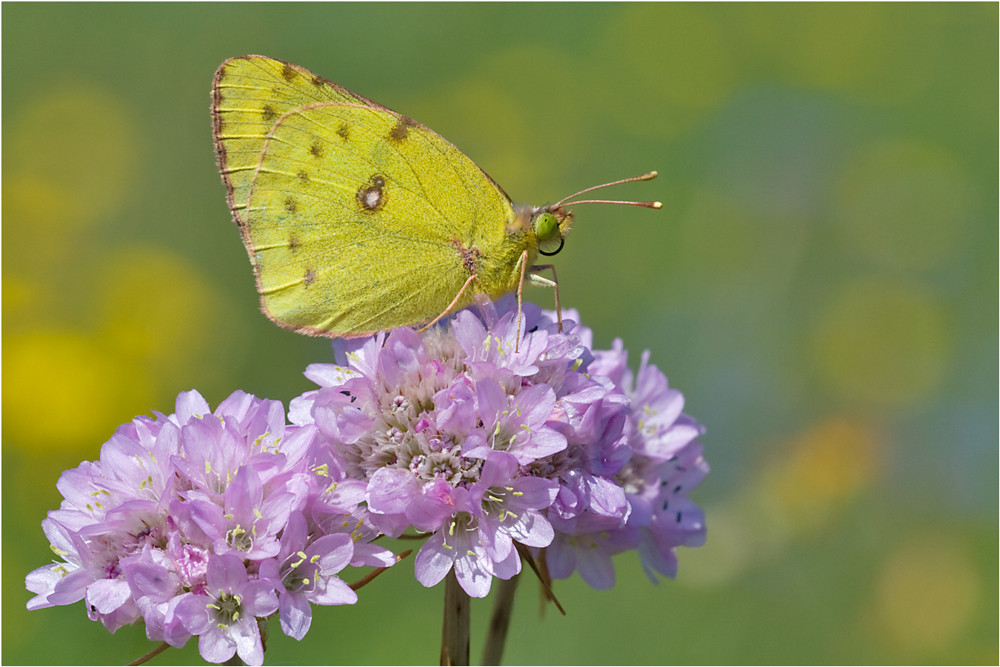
[211,55,660,339]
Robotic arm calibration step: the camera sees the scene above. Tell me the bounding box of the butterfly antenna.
[553,170,662,209]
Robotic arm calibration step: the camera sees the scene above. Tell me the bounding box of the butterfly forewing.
[212,55,373,226]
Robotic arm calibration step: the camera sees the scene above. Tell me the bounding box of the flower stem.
[440,570,470,665]
[350,549,412,590]
[482,574,520,665]
[127,642,170,666]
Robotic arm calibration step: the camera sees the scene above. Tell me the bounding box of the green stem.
[127,642,170,666]
[482,574,520,665]
[440,570,471,665]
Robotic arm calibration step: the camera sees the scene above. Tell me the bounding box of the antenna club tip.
[651,201,663,209]
[644,170,659,180]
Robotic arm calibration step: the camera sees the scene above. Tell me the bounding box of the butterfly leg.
[417,273,478,333]
[527,264,562,333]
[513,250,529,352]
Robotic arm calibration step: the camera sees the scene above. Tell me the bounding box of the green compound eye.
[533,211,564,256]
[534,212,558,241]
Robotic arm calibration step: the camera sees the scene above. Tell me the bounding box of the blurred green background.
[3,3,996,665]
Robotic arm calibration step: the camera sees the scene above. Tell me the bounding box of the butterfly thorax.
[476,204,574,299]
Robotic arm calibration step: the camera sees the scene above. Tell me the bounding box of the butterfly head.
[524,171,662,258]
[530,206,574,257]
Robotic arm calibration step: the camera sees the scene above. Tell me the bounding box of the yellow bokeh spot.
[2,246,240,456]
[5,85,139,236]
[764,418,882,534]
[2,330,150,453]
[834,139,971,272]
[2,276,46,326]
[811,280,949,406]
[684,418,882,584]
[743,4,887,93]
[742,4,952,106]
[600,4,737,138]
[2,173,80,236]
[4,85,141,288]
[873,535,980,655]
[95,246,233,384]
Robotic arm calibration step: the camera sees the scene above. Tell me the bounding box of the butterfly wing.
[214,57,520,336]
[212,55,376,228]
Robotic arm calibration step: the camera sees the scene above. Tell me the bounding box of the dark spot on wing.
[288,235,301,251]
[309,139,324,158]
[304,269,316,286]
[281,63,297,82]
[337,124,350,140]
[284,197,298,214]
[451,238,482,275]
[357,175,386,212]
[262,104,277,122]
[389,116,417,142]
[298,171,310,184]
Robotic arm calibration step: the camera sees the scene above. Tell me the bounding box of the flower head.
[546,343,709,588]
[293,296,709,596]
[26,390,358,663]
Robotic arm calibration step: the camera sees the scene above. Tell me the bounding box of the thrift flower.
[175,554,278,665]
[26,390,360,664]
[258,512,357,640]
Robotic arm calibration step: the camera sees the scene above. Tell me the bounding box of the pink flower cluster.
[26,391,389,664]
[27,297,707,664]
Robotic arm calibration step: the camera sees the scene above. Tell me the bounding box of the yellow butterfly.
[211,55,659,338]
